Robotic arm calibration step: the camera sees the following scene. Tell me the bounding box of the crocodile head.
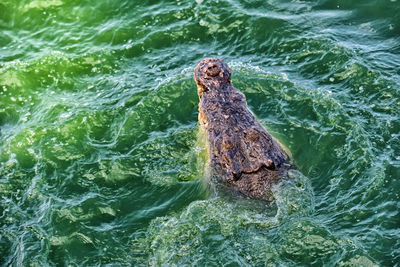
[194,58,293,200]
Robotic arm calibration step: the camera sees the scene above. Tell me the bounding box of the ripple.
[0,0,399,265]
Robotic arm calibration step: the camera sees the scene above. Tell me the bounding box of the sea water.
[0,0,399,265]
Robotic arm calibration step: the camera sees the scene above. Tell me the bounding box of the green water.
[1,0,399,265]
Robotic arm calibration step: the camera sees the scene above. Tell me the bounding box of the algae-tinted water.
[1,0,399,266]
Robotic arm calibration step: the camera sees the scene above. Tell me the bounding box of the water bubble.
[60,112,72,119]
[199,19,207,26]
[359,86,364,91]
[329,77,335,82]
[196,0,204,3]
[10,97,16,102]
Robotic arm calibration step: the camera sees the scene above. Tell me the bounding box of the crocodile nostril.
[205,63,220,77]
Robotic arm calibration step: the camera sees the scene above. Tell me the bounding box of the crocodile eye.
[246,128,260,142]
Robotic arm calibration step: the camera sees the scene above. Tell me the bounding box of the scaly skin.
[194,58,293,200]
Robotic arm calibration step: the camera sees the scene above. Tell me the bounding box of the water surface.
[1,0,399,265]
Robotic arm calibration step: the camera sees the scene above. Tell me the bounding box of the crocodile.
[194,58,293,200]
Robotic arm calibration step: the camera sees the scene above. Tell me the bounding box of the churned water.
[1,0,399,266]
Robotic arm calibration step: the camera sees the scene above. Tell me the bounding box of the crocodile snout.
[194,58,231,94]
[205,63,220,77]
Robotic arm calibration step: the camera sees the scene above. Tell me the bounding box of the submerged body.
[194,58,293,200]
